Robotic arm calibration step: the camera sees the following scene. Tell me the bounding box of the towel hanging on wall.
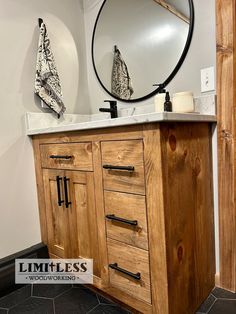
[111,45,134,100]
[35,20,66,118]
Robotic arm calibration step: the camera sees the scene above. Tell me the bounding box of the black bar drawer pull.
[63,177,72,208]
[50,155,73,160]
[56,176,64,206]
[109,263,141,281]
[103,165,135,171]
[106,214,138,226]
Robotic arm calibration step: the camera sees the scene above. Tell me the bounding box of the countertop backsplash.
[26,94,216,133]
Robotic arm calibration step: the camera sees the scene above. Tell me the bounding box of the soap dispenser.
[153,84,166,112]
[164,92,172,112]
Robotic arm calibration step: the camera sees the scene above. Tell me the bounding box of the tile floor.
[196,287,236,314]
[0,284,130,314]
[0,285,236,313]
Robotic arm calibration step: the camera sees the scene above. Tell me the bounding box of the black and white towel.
[35,22,66,117]
[111,46,134,100]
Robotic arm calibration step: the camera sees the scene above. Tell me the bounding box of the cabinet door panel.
[43,169,69,258]
[66,171,101,278]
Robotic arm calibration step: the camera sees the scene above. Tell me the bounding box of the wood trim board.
[216,0,236,292]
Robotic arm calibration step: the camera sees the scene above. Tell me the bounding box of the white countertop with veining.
[26,111,216,136]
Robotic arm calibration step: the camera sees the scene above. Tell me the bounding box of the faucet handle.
[104,100,117,109]
[100,100,118,118]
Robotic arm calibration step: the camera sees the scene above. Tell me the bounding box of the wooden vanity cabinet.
[32,122,215,314]
[37,142,101,279]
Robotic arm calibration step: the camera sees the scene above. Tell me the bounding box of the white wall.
[0,0,89,258]
[84,0,216,112]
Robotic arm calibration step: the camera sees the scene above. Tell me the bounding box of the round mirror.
[92,0,194,102]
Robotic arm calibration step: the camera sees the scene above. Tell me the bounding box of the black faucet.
[99,100,118,119]
[153,83,166,94]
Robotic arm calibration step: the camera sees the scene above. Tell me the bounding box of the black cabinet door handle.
[106,214,138,226]
[50,155,73,160]
[56,176,64,206]
[109,263,141,281]
[63,177,72,208]
[103,165,135,171]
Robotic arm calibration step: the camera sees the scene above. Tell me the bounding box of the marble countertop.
[26,111,217,136]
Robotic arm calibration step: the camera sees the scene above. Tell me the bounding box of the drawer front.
[40,143,93,171]
[104,191,148,250]
[101,140,145,195]
[107,238,151,304]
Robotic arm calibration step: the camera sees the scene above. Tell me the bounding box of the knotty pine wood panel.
[143,124,169,314]
[66,171,101,278]
[104,191,148,250]
[216,0,236,291]
[32,138,48,244]
[34,125,143,145]
[101,140,145,195]
[92,142,109,286]
[160,123,215,314]
[40,142,93,171]
[107,238,151,304]
[42,169,69,258]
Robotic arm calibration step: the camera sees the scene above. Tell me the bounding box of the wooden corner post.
[216,0,236,291]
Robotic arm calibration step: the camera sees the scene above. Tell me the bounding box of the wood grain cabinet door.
[42,169,70,258]
[65,171,101,278]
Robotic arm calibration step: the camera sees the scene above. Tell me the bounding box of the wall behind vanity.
[83,0,216,112]
[83,0,219,273]
[0,0,89,258]
[0,0,218,269]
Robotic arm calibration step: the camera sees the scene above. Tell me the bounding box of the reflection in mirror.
[92,0,194,102]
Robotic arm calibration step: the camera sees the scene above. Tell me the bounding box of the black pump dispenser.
[164,92,172,112]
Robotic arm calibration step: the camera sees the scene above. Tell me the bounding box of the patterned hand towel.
[111,46,134,100]
[35,22,66,117]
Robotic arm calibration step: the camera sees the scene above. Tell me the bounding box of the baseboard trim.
[0,243,48,298]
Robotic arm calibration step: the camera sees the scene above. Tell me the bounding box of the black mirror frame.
[92,0,194,103]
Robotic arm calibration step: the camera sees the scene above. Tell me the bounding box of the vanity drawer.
[40,143,93,171]
[104,191,148,250]
[107,238,151,304]
[101,140,145,195]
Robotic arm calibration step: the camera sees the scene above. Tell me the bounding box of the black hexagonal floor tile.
[8,297,54,314]
[54,287,99,314]
[97,294,116,305]
[0,285,31,309]
[196,294,216,313]
[208,299,236,314]
[33,284,72,298]
[0,309,7,314]
[88,304,130,314]
[212,287,236,299]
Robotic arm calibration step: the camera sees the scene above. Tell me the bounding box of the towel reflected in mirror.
[111,45,134,100]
